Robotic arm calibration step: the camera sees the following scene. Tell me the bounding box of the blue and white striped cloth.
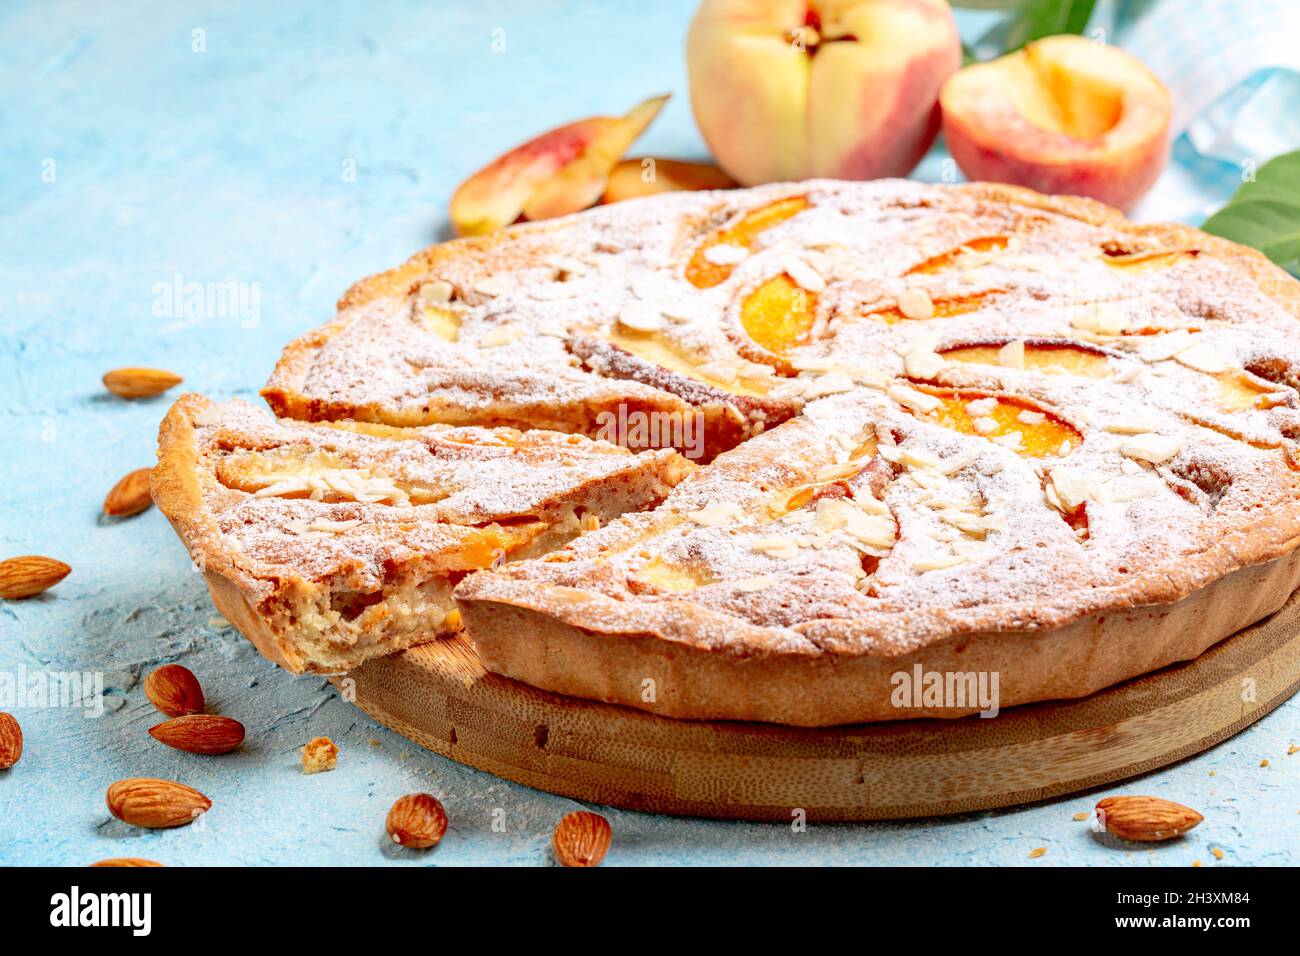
[1105,0,1300,222]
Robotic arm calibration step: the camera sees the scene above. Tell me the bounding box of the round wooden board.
[335,590,1300,821]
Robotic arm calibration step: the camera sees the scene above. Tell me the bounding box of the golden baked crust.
[193,178,1300,725]
[152,395,692,673]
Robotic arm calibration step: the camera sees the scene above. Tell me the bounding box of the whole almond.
[1095,796,1203,842]
[106,778,211,829]
[552,810,611,867]
[90,858,164,867]
[386,793,448,849]
[103,367,182,399]
[143,664,204,717]
[104,468,154,517]
[0,556,71,599]
[0,713,23,769]
[149,714,244,755]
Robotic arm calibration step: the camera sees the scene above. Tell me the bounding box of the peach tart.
[163,179,1300,724]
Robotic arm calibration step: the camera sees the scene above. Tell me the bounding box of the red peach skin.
[450,94,668,236]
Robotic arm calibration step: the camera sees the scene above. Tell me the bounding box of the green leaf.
[1203,200,1300,272]
[969,0,1097,62]
[1001,0,1097,53]
[1218,152,1300,209]
[1202,150,1300,277]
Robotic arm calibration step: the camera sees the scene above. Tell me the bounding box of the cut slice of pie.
[151,395,693,673]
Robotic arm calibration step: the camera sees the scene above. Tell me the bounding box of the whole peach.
[687,0,963,185]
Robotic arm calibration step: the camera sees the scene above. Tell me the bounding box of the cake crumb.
[301,736,339,774]
[1192,860,1203,868]
[1028,847,1046,859]
[369,738,380,747]
[1072,812,1089,822]
[1210,847,1225,860]
[1260,758,1269,768]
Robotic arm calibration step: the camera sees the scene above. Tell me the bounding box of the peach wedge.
[449,94,668,236]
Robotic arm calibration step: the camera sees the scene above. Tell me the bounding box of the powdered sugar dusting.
[420,180,1300,655]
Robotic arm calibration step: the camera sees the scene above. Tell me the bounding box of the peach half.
[686,0,962,185]
[449,95,668,236]
[602,158,736,204]
[940,35,1171,211]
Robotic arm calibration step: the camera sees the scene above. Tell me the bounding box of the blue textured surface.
[1,0,1297,867]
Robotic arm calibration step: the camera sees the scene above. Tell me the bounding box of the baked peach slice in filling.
[414,303,462,343]
[1215,371,1277,412]
[865,289,1001,324]
[903,385,1081,458]
[944,339,1278,414]
[628,435,892,595]
[571,324,796,461]
[600,327,776,398]
[632,555,719,593]
[941,339,1114,378]
[1099,242,1199,272]
[737,273,820,360]
[906,236,1009,276]
[685,196,810,288]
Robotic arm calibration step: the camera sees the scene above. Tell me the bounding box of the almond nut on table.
[552,810,612,867]
[102,367,182,399]
[106,778,212,829]
[386,793,448,849]
[143,664,205,718]
[103,468,154,517]
[148,714,245,755]
[89,858,165,867]
[0,556,71,600]
[0,713,23,770]
[1094,796,1204,842]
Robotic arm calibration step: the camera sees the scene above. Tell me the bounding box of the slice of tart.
[152,395,692,673]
